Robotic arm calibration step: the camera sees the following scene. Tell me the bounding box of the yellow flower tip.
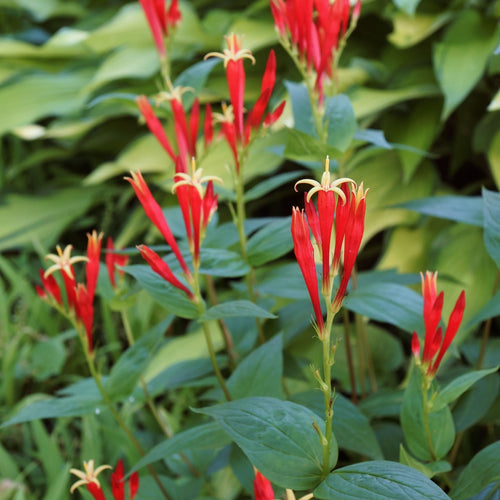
[69,460,112,494]
[204,33,255,67]
[44,244,89,279]
[172,160,223,196]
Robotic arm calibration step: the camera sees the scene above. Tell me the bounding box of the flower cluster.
[36,231,103,353]
[136,83,213,174]
[412,271,466,377]
[271,0,361,102]
[138,0,181,60]
[291,158,367,335]
[70,459,138,500]
[205,34,285,171]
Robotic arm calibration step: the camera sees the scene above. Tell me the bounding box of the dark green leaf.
[196,396,337,490]
[315,461,450,499]
[124,264,198,319]
[354,129,393,149]
[174,58,220,108]
[344,282,423,333]
[198,248,250,277]
[244,171,303,202]
[284,80,316,136]
[482,187,500,268]
[200,300,276,321]
[247,217,293,266]
[466,290,500,329]
[323,94,357,152]
[284,128,336,163]
[450,441,500,500]
[397,196,483,226]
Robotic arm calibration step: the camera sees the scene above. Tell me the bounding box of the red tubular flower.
[137,95,176,161]
[291,207,325,335]
[125,170,190,277]
[86,483,107,500]
[75,283,95,352]
[412,272,466,377]
[111,459,139,500]
[105,237,129,289]
[253,470,275,500]
[138,0,181,59]
[271,0,361,102]
[86,231,103,302]
[137,244,193,299]
[36,269,62,305]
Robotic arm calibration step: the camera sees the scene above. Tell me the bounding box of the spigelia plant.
[1,0,499,499]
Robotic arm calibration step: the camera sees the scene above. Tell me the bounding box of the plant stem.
[422,380,437,462]
[80,330,172,500]
[342,308,357,404]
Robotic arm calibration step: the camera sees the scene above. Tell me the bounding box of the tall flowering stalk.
[126,168,231,400]
[291,157,367,477]
[271,0,361,108]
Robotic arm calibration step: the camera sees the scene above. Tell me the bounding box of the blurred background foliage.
[0,0,499,498]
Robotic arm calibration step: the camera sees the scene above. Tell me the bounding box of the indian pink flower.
[252,469,314,500]
[138,0,181,60]
[292,158,367,328]
[271,0,361,102]
[172,157,221,267]
[105,237,129,289]
[205,34,285,171]
[412,271,466,377]
[125,170,191,278]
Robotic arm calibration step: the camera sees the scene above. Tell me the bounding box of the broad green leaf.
[344,282,422,333]
[488,89,500,111]
[315,461,450,499]
[104,326,165,401]
[196,396,338,490]
[323,94,357,152]
[284,80,316,137]
[0,187,102,251]
[291,391,383,460]
[433,10,498,119]
[200,300,276,321]
[124,264,198,319]
[31,420,64,487]
[244,171,303,202]
[482,187,500,268]
[398,196,483,226]
[247,217,293,266]
[433,366,499,412]
[359,390,404,419]
[283,128,335,163]
[131,422,231,473]
[198,248,250,277]
[226,335,284,399]
[41,464,70,500]
[0,69,92,136]
[349,83,440,120]
[228,18,276,52]
[453,373,500,432]
[354,129,392,149]
[401,367,455,461]
[0,442,20,478]
[29,336,66,381]
[450,441,500,500]
[399,445,451,479]
[389,11,454,48]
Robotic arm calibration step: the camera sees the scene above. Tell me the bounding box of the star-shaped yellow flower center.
[44,245,88,280]
[294,157,356,202]
[172,158,222,197]
[69,460,112,494]
[204,33,256,67]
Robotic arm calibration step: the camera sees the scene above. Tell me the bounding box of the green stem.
[80,330,172,500]
[477,269,500,368]
[342,308,357,404]
[422,380,437,462]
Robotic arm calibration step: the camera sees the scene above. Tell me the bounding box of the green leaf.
[0,187,102,251]
[466,290,500,329]
[488,129,500,189]
[124,264,198,319]
[433,366,499,412]
[244,171,303,202]
[433,10,499,119]
[284,80,316,137]
[200,300,276,321]
[482,187,500,268]
[450,441,500,500]
[0,441,20,478]
[344,282,423,333]
[397,196,483,226]
[401,367,455,461]
[283,128,335,163]
[247,217,293,266]
[354,129,392,149]
[104,326,165,401]
[399,445,451,479]
[226,335,284,400]
[291,391,383,460]
[323,94,357,152]
[131,422,231,473]
[196,396,337,490]
[31,420,64,487]
[314,461,450,499]
[198,248,250,277]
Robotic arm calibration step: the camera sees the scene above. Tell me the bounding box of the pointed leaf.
[200,300,276,321]
[482,187,500,268]
[323,94,357,152]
